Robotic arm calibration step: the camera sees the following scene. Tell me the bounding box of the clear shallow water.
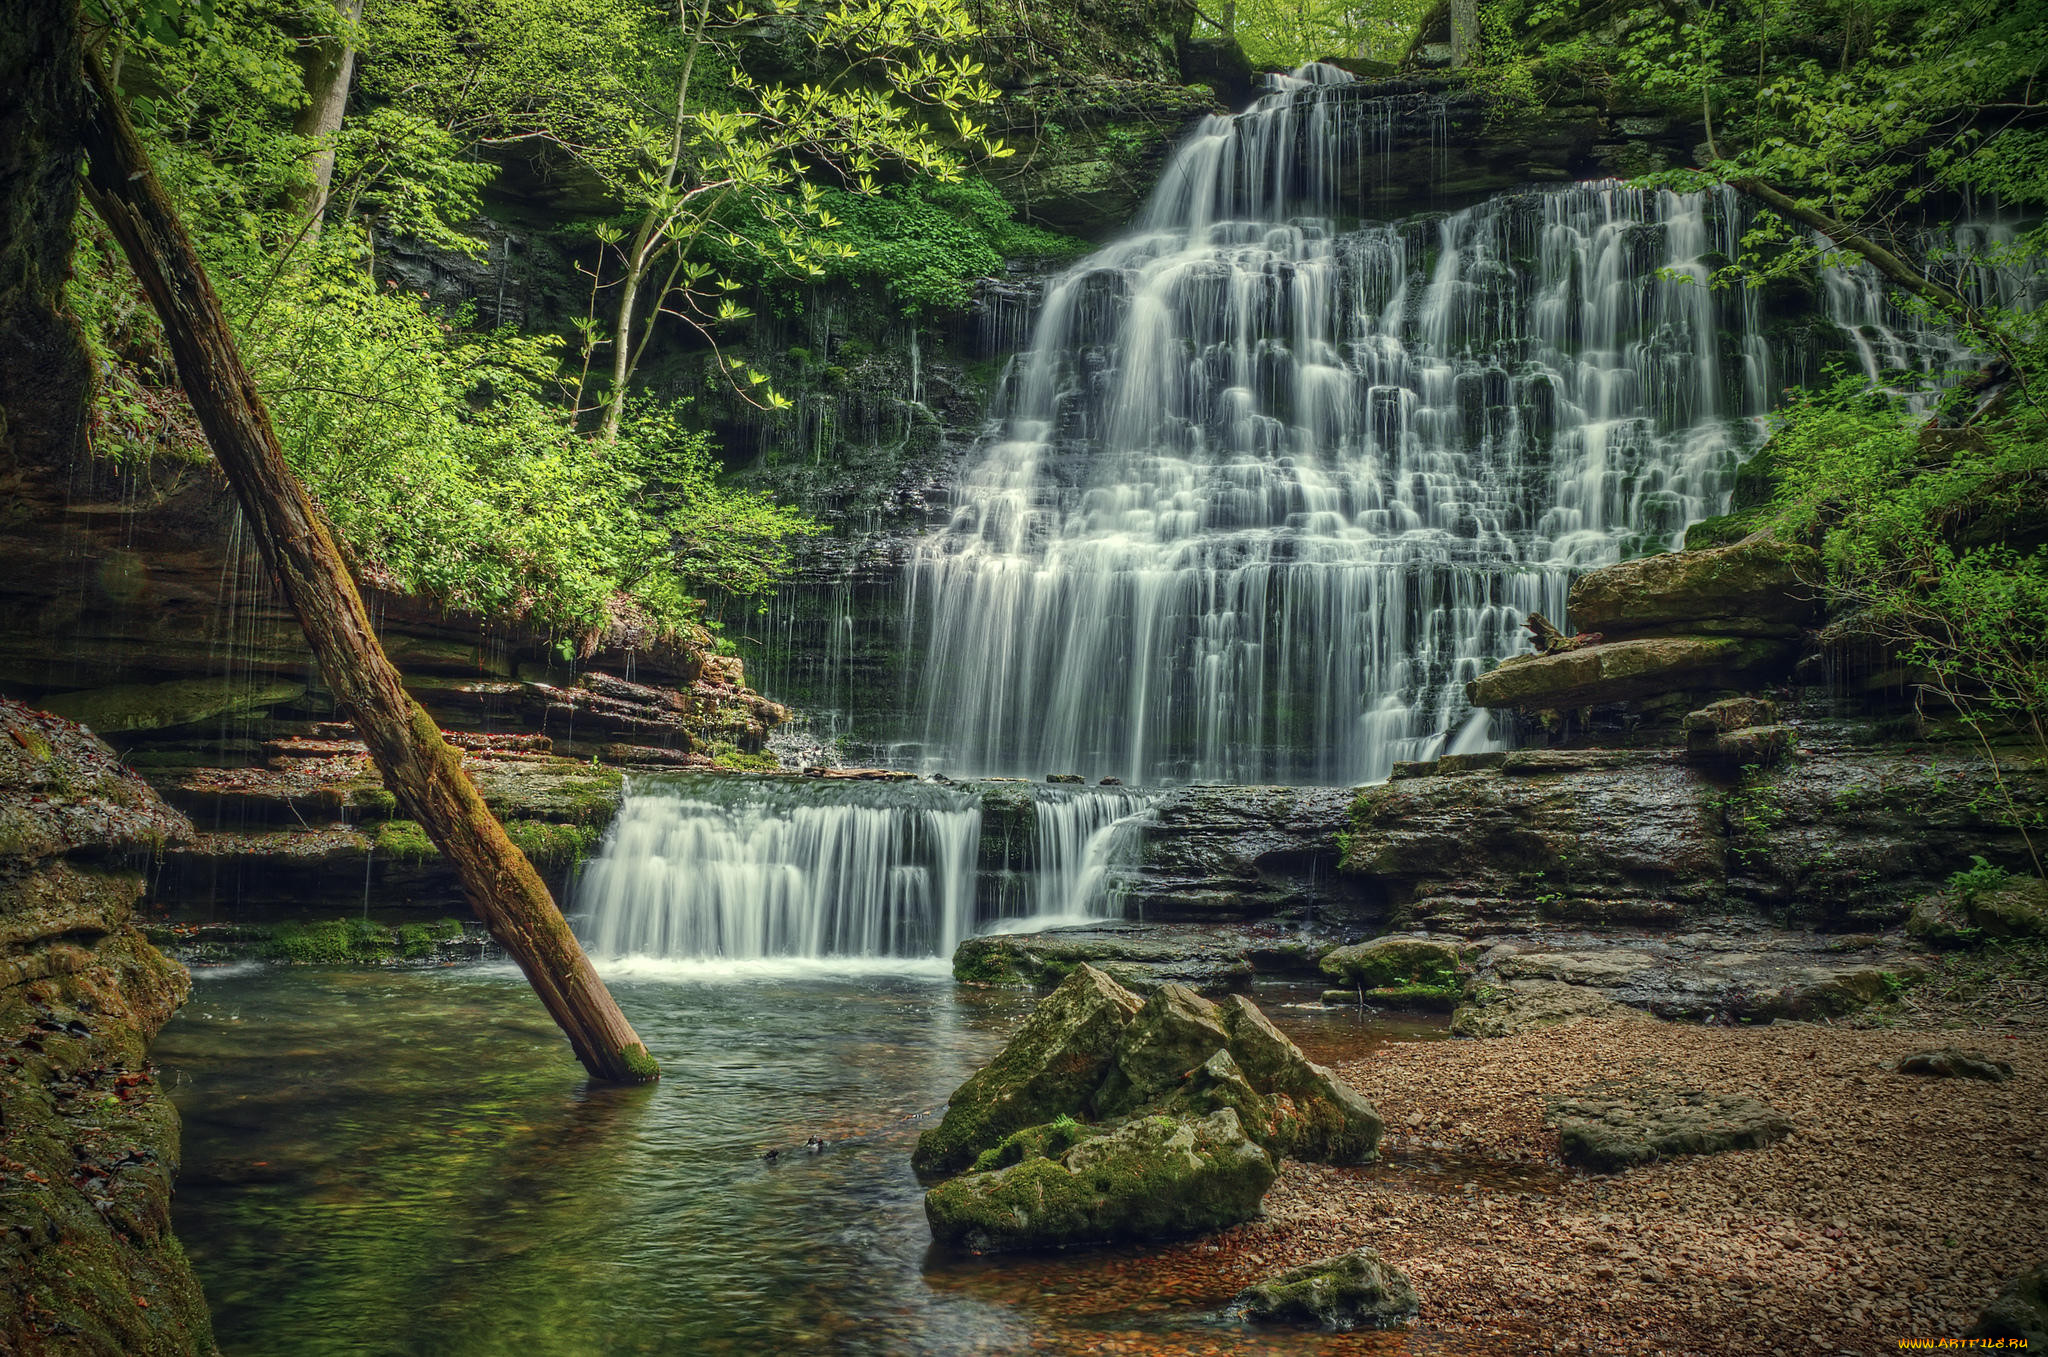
[158,965,1475,1356]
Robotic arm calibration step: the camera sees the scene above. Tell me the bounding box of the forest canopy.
[72,0,1030,652]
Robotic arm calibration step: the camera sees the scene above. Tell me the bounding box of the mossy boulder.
[1319,937,1462,990]
[1897,1047,2014,1082]
[1232,1247,1421,1331]
[913,963,1144,1179]
[1466,635,1795,713]
[923,1109,1276,1253]
[919,968,1383,1208]
[1565,531,1820,639]
[1965,879,2048,939]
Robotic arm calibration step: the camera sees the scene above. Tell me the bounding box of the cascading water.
[576,776,1147,962]
[903,64,1768,786]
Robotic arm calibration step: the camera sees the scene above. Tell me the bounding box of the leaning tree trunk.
[76,55,658,1085]
[288,0,364,229]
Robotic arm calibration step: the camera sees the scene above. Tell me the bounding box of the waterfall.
[576,776,1148,963]
[902,64,1767,787]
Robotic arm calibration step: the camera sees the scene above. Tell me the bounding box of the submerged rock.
[1231,1247,1420,1331]
[1547,1087,1792,1171]
[923,1109,1276,1252]
[1897,1047,2014,1082]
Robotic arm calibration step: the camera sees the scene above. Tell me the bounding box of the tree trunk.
[289,0,363,230]
[1450,0,1479,66]
[76,55,658,1085]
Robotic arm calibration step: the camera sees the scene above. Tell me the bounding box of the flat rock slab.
[953,920,1340,992]
[1897,1048,2014,1082]
[1461,927,1935,1025]
[1547,1087,1792,1172]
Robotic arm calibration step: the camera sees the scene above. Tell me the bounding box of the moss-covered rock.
[1566,531,1820,639]
[913,963,1144,1178]
[923,1109,1276,1252]
[1232,1247,1421,1331]
[1968,1262,2048,1349]
[918,969,1383,1195]
[1466,634,1795,713]
[1319,936,1462,990]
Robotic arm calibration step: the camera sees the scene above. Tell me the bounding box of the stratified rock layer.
[0,698,214,1354]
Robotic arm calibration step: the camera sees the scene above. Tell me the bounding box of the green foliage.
[262,918,396,964]
[376,818,438,862]
[717,178,1087,314]
[709,749,783,771]
[1194,0,1433,67]
[1950,855,2015,900]
[501,818,606,869]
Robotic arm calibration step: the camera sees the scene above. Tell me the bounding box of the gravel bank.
[1188,1016,2045,1355]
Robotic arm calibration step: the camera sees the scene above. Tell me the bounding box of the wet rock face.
[0,700,214,1353]
[951,919,1338,992]
[1546,1087,1793,1172]
[919,967,1383,1251]
[1232,1248,1421,1332]
[1338,738,2046,933]
[923,1108,1276,1253]
[1106,786,1374,923]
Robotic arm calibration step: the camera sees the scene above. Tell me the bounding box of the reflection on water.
[158,966,1502,1355]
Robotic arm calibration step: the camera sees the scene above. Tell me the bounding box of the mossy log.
[75,56,655,1084]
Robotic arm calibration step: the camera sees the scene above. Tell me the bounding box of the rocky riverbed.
[1165,1000,2047,1355]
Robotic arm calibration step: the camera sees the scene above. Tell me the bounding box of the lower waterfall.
[574,777,1147,964]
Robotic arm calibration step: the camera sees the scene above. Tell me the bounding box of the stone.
[912,963,1143,1179]
[923,1109,1277,1253]
[1547,1087,1792,1171]
[918,968,1382,1193]
[1110,983,1233,1100]
[1232,1247,1421,1331]
[1965,879,2048,939]
[1566,531,1821,638]
[1683,696,1780,748]
[948,920,1316,992]
[1450,979,1626,1038]
[40,676,307,735]
[1319,936,1462,990]
[1897,1047,2014,1082]
[1968,1263,2048,1350]
[1466,635,1795,712]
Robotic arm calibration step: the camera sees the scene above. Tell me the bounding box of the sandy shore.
[1177,1014,2045,1355]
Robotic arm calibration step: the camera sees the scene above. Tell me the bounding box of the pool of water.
[157,964,1473,1355]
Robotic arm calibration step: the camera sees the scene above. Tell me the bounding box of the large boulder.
[1566,531,1820,639]
[1232,1247,1421,1331]
[1466,635,1794,713]
[922,968,1382,1179]
[922,1109,1277,1253]
[912,963,1143,1179]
